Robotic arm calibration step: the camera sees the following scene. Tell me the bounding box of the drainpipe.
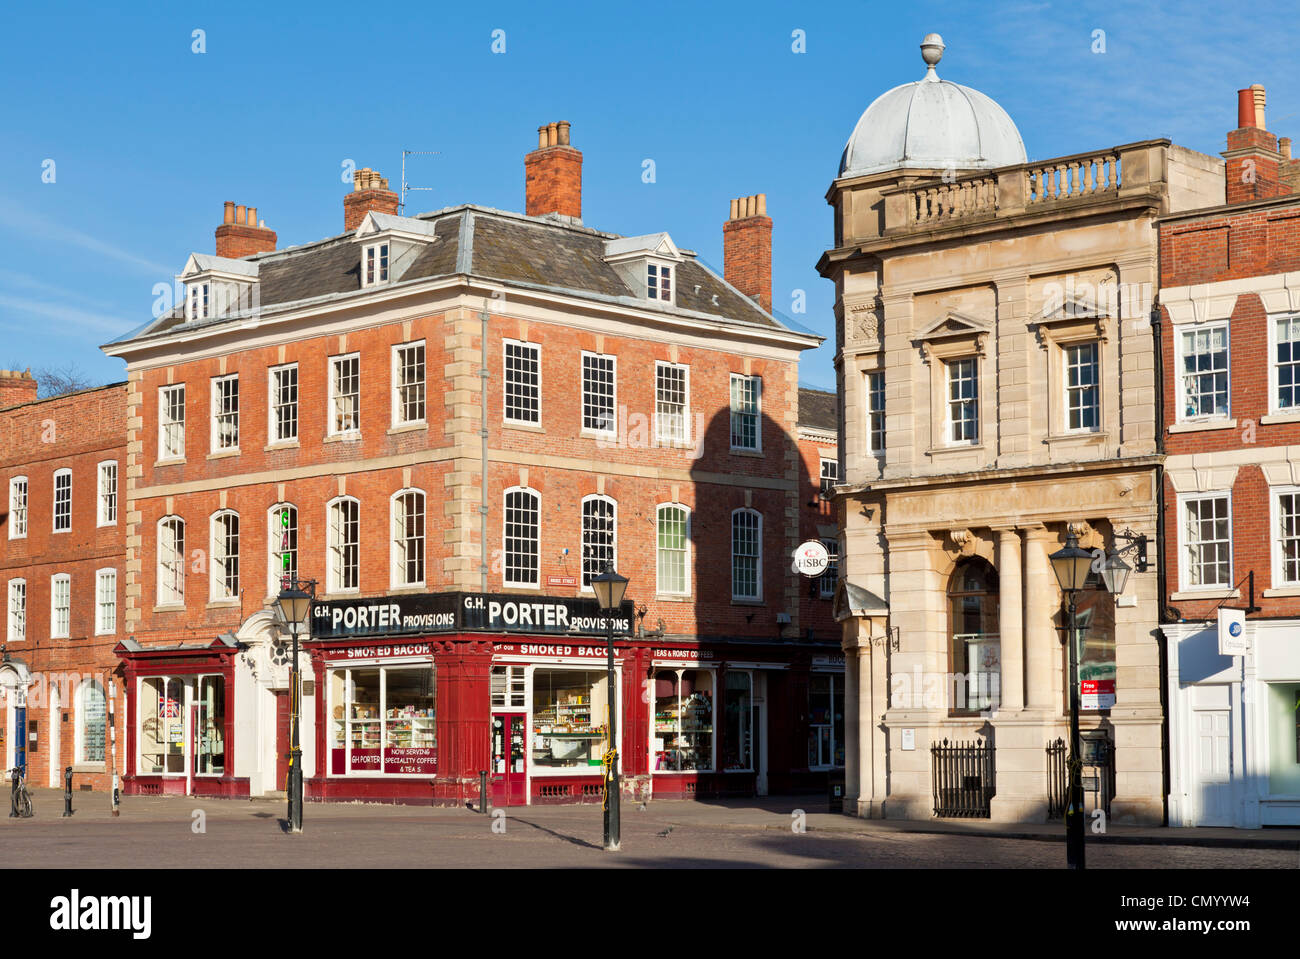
[1151,295,1171,827]
[480,306,490,593]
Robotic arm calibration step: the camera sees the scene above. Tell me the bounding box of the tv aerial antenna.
[400,150,441,213]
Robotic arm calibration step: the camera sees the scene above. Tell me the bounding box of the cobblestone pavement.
[4,789,1296,868]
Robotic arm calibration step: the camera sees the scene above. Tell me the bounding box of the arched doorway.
[947,558,1000,716]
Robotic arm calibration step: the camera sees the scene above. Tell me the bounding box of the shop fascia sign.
[311,591,634,641]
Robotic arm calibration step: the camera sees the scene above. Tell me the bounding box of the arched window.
[656,504,690,596]
[503,487,539,588]
[730,509,762,601]
[269,503,298,594]
[947,558,1000,716]
[76,679,106,764]
[580,495,616,588]
[391,490,426,587]
[158,516,185,605]
[327,497,360,593]
[210,510,240,600]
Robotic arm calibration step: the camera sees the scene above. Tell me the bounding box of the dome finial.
[920,33,945,78]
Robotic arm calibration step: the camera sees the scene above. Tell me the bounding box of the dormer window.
[364,242,390,287]
[187,282,210,320]
[648,263,672,301]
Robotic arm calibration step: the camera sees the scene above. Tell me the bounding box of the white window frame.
[51,573,70,639]
[329,353,361,437]
[945,357,979,445]
[157,516,186,606]
[95,567,117,636]
[1175,322,1231,423]
[654,362,690,446]
[580,494,617,591]
[865,371,885,457]
[75,679,107,766]
[580,351,617,436]
[647,261,673,303]
[729,374,762,452]
[1062,341,1101,433]
[52,468,71,532]
[158,384,186,462]
[1269,312,1300,415]
[210,374,240,453]
[327,496,361,594]
[730,508,763,602]
[187,281,210,321]
[209,510,240,602]
[97,460,118,527]
[1271,485,1300,587]
[503,339,541,426]
[392,341,427,427]
[7,578,26,642]
[503,486,540,589]
[8,476,27,539]
[819,539,840,599]
[390,489,426,589]
[819,458,839,497]
[1178,492,1233,592]
[268,363,299,444]
[362,242,390,287]
[268,503,298,596]
[655,503,691,597]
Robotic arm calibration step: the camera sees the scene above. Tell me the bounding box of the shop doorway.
[753,673,768,796]
[491,712,527,806]
[274,690,290,792]
[1194,708,1233,826]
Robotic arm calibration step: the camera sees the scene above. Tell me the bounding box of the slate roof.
[798,387,838,433]
[112,206,806,348]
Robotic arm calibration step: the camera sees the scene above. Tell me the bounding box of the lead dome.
[838,33,1027,178]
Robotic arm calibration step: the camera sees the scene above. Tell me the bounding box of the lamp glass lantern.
[275,584,313,632]
[1098,549,1132,597]
[1049,532,1094,596]
[591,566,629,611]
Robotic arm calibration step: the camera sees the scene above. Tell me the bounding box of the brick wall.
[0,383,127,792]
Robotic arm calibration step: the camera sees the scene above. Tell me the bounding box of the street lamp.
[273,577,315,834]
[590,562,629,852]
[1049,530,1092,870]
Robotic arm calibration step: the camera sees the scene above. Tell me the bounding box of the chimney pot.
[558,121,571,146]
[547,122,559,147]
[247,207,257,226]
[236,205,247,225]
[537,126,548,149]
[1282,137,1292,160]
[1238,88,1256,128]
[223,201,235,225]
[1253,84,1267,129]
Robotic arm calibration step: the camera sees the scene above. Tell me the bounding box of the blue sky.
[1,0,1297,392]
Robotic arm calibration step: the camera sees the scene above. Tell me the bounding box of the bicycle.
[9,766,33,818]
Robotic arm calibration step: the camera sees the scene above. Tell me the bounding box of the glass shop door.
[491,712,527,806]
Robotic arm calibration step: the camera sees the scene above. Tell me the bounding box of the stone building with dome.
[820,34,1224,823]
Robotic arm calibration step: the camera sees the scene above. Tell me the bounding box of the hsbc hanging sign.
[311,591,634,641]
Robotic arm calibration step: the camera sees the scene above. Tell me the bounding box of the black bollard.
[8,769,18,818]
[63,766,73,817]
[479,770,488,813]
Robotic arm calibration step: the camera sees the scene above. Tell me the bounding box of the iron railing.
[1046,738,1067,819]
[931,738,995,818]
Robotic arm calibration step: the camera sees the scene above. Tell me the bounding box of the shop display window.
[1267,683,1300,795]
[723,671,752,771]
[329,664,436,775]
[807,672,845,769]
[531,668,610,772]
[652,669,714,772]
[138,677,186,775]
[196,676,225,774]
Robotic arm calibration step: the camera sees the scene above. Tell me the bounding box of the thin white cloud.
[0,293,131,336]
[0,201,174,276]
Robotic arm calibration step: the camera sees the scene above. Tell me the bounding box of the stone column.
[1023,525,1058,711]
[993,527,1024,712]
[843,640,859,805]
[858,644,875,815]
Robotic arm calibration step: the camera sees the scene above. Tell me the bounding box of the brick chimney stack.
[344,168,401,232]
[1224,85,1292,204]
[525,121,582,221]
[723,194,773,313]
[215,201,277,258]
[0,368,38,408]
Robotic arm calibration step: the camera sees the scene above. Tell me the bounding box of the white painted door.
[1194,709,1233,826]
[48,687,61,788]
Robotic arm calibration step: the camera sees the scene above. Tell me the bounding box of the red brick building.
[100,122,838,805]
[0,372,127,797]
[1159,85,1300,827]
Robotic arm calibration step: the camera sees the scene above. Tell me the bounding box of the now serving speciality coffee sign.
[311,591,634,641]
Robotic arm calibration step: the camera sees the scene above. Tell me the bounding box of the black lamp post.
[1049,531,1092,870]
[590,562,629,852]
[274,577,315,834]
